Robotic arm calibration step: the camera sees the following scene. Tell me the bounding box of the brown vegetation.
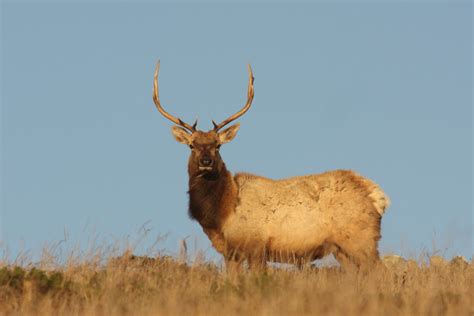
[0,252,472,315]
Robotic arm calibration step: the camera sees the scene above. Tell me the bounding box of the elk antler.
[212,64,254,131]
[153,61,196,132]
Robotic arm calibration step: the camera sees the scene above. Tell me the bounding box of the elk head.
[153,61,254,180]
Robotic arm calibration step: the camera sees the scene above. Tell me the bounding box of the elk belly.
[221,177,331,257]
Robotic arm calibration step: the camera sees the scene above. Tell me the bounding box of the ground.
[0,252,472,315]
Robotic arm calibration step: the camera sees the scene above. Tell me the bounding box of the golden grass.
[0,252,472,316]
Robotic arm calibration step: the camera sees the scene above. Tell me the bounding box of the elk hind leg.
[334,239,380,270]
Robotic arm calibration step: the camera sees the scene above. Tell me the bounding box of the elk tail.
[369,186,391,216]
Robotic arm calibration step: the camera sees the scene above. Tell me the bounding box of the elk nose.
[199,157,213,167]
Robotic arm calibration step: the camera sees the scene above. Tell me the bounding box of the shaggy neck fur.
[188,164,236,230]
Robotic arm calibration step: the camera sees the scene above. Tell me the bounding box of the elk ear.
[171,126,192,145]
[218,123,240,144]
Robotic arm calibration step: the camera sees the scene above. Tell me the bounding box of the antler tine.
[153,60,196,132]
[213,64,254,131]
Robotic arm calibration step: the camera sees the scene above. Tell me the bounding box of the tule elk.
[152,62,390,269]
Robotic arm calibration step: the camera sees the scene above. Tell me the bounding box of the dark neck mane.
[188,166,235,230]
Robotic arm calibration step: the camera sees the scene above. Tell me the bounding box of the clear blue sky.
[1,1,472,261]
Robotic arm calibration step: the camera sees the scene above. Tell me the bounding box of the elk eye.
[216,145,221,150]
[189,144,194,149]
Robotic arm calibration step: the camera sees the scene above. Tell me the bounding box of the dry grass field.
[0,250,472,316]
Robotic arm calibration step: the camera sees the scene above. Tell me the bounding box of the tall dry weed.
[0,251,472,315]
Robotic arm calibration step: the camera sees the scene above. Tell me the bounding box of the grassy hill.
[0,253,472,315]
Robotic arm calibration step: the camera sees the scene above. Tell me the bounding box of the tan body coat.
[205,170,390,266]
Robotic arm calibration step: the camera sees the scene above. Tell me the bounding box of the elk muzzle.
[198,155,214,170]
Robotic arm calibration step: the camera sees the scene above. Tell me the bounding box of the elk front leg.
[247,248,268,272]
[224,249,244,273]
